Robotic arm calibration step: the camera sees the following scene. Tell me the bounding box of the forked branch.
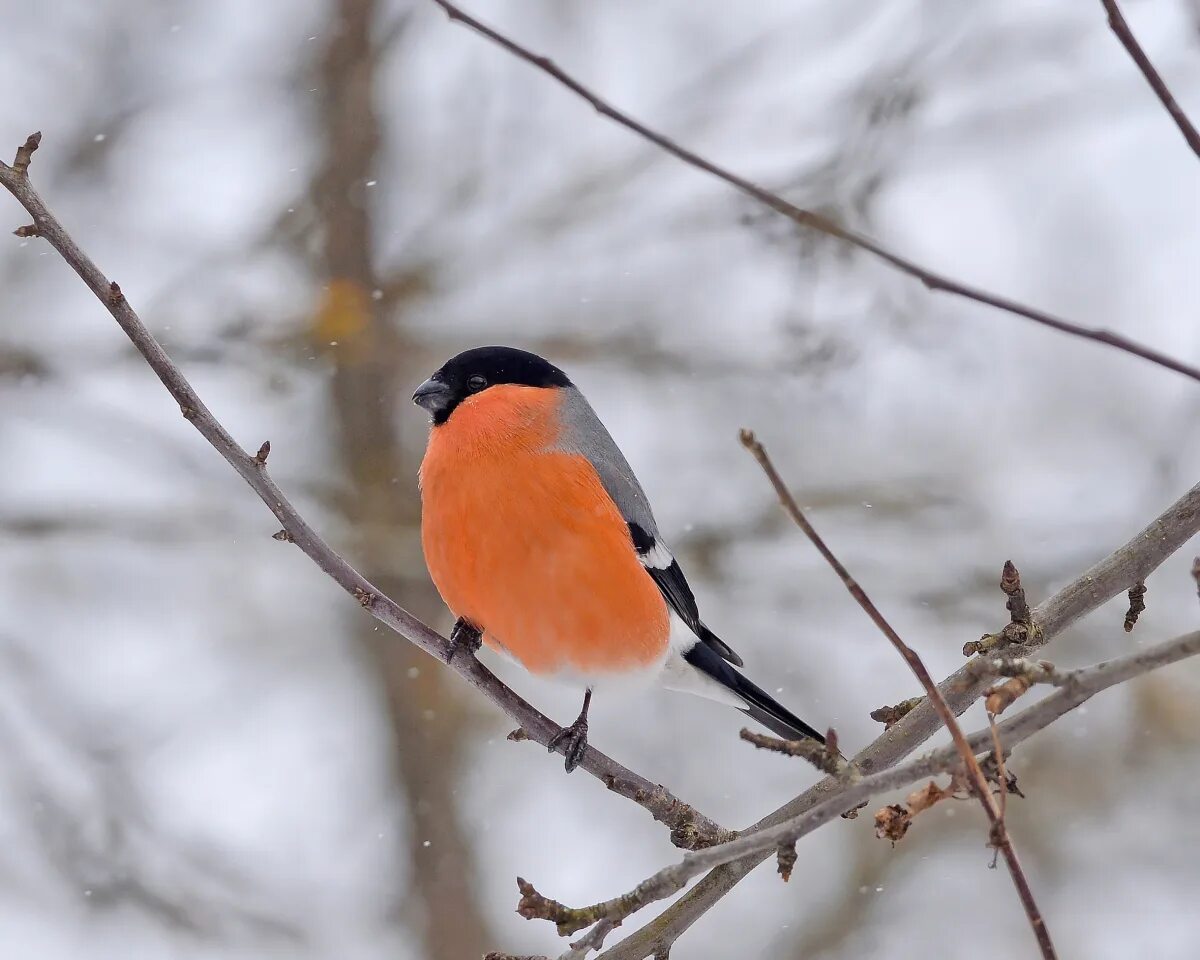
[524,630,1200,955]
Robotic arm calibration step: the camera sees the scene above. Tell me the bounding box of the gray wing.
[556,387,659,540]
[555,387,743,667]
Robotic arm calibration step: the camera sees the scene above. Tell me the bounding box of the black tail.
[683,642,825,744]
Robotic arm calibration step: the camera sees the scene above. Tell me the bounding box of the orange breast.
[418,385,669,676]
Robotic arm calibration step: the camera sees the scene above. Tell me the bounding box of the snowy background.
[2,1,1200,958]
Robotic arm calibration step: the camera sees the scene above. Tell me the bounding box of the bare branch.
[738,728,847,778]
[582,629,1200,956]
[0,137,728,853]
[738,430,1056,958]
[428,0,1200,385]
[601,479,1200,957]
[519,878,619,937]
[1032,483,1200,642]
[1099,0,1200,161]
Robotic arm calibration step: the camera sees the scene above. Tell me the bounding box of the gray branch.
[570,629,1200,956]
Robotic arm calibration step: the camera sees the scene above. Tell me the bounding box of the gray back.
[554,387,661,540]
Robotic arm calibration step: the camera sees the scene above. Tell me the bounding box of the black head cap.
[412,346,572,424]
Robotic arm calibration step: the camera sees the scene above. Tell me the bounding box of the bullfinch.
[414,346,824,771]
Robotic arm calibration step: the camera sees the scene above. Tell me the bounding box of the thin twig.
[602,478,1200,959]
[1099,0,1200,161]
[988,716,1009,829]
[0,137,729,853]
[428,0,1200,385]
[738,728,847,778]
[963,561,1039,656]
[738,429,1057,958]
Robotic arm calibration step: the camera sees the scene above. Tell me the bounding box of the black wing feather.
[647,559,699,629]
[629,522,744,668]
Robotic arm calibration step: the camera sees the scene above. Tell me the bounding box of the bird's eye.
[466,374,487,392]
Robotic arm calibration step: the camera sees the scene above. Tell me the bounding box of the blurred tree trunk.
[310,1,492,956]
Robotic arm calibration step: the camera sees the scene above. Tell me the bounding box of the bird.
[413,345,825,772]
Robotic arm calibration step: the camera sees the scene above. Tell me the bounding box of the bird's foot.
[445,618,482,665]
[548,688,593,773]
[547,715,589,773]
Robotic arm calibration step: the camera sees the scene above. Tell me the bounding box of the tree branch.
[600,475,1200,958]
[738,431,1056,959]
[0,138,729,853]
[528,630,1200,956]
[1099,0,1200,162]
[428,0,1200,385]
[738,728,846,778]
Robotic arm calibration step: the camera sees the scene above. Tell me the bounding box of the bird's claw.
[547,717,589,773]
[445,618,482,665]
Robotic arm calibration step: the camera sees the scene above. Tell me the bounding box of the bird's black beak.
[412,376,453,419]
